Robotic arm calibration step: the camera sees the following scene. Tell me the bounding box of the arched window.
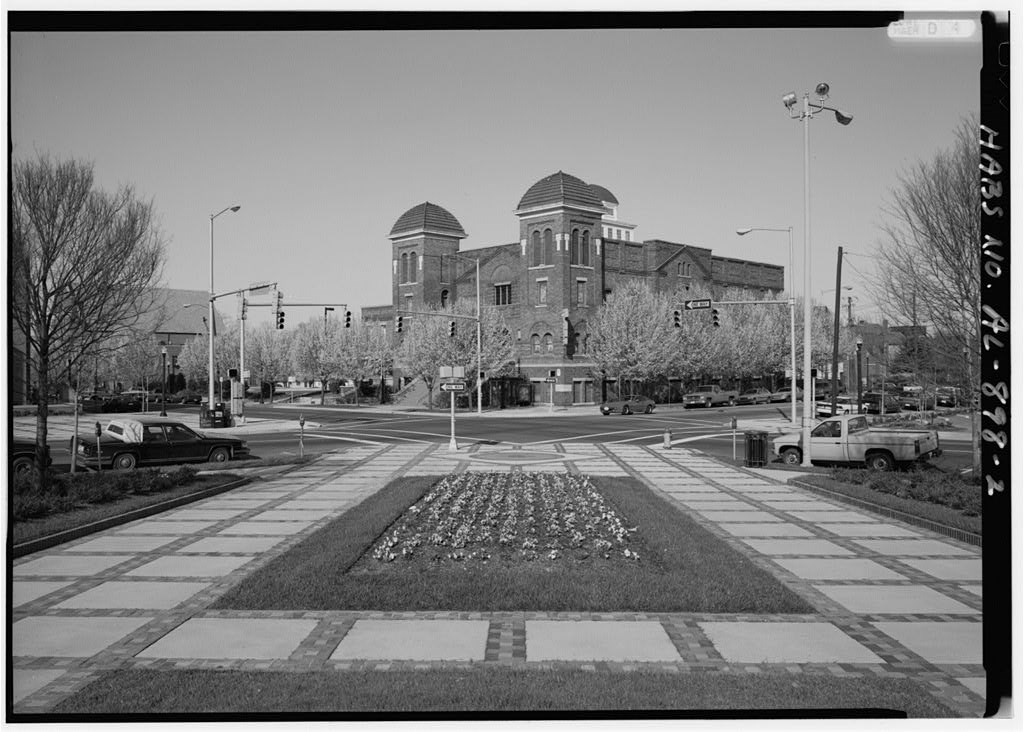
[532,334,541,354]
[531,230,542,267]
[543,229,553,265]
[544,333,553,352]
[581,231,590,266]
[570,229,580,265]
[408,251,418,283]
[400,253,408,283]
[582,334,589,353]
[440,289,449,308]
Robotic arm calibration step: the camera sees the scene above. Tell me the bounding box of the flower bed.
[360,473,640,568]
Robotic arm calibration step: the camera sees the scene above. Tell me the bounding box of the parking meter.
[95,421,103,472]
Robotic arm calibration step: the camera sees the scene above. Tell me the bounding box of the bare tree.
[872,115,980,389]
[11,155,166,473]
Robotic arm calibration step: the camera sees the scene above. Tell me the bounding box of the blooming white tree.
[246,323,295,403]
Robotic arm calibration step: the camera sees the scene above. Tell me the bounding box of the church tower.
[389,202,467,314]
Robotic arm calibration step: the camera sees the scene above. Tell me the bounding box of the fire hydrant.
[663,427,672,449]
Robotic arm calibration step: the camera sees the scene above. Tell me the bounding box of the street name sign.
[684,299,712,310]
[440,382,466,392]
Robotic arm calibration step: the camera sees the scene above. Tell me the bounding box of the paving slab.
[162,508,251,521]
[898,558,983,581]
[13,616,154,657]
[957,677,986,697]
[54,581,210,610]
[741,539,855,556]
[136,618,319,660]
[693,510,783,522]
[272,500,349,510]
[525,620,679,662]
[698,621,884,664]
[717,522,814,538]
[677,499,755,510]
[759,499,839,509]
[14,554,134,577]
[217,521,316,536]
[12,581,74,607]
[177,536,286,553]
[64,536,178,553]
[820,523,921,538]
[815,585,979,615]
[784,511,877,523]
[116,520,220,534]
[873,622,983,664]
[331,619,490,661]
[772,558,908,580]
[872,622,983,667]
[125,555,255,577]
[12,669,68,704]
[852,539,975,556]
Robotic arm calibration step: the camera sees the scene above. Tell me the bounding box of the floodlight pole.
[801,91,813,466]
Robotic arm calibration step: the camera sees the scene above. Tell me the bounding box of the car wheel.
[705,399,712,408]
[728,397,736,406]
[113,453,137,471]
[621,405,631,415]
[866,451,895,472]
[644,404,654,414]
[780,448,801,466]
[208,447,231,463]
[12,456,34,476]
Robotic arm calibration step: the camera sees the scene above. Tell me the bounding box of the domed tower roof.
[588,184,618,205]
[515,171,603,212]
[389,201,466,238]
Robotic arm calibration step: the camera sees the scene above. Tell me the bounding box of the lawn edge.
[790,477,982,547]
[10,458,324,558]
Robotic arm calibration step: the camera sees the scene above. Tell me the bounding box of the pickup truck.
[771,413,942,471]
[683,385,739,408]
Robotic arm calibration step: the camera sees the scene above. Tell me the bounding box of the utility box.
[200,402,232,429]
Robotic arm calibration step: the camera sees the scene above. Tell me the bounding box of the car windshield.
[165,424,200,441]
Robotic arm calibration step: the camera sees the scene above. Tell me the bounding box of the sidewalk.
[11,441,984,716]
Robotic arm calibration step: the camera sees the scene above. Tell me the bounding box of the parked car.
[901,392,937,411]
[737,388,772,405]
[683,385,739,408]
[815,395,859,417]
[70,416,249,470]
[12,439,52,475]
[600,395,656,415]
[769,387,803,403]
[935,387,962,408]
[862,391,903,414]
[771,413,942,471]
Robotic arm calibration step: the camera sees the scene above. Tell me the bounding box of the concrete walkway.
[10,441,983,716]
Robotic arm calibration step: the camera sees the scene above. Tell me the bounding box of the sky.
[8,10,985,330]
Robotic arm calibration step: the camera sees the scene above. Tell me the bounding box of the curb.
[790,477,982,547]
[10,459,323,559]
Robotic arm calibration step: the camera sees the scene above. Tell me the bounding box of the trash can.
[744,431,769,468]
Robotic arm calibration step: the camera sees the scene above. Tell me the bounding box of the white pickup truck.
[771,413,942,471]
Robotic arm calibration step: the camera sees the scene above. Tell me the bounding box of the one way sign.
[684,299,712,310]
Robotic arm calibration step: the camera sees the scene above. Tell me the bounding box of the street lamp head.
[735,228,753,235]
[834,109,854,126]
[230,205,241,212]
[815,82,830,98]
[782,92,798,109]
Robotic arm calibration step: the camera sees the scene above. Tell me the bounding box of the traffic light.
[711,308,720,327]
[673,309,681,327]
[449,320,456,337]
[395,315,403,334]
[276,309,285,329]
[344,310,352,328]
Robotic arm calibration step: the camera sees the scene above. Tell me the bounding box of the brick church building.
[363,170,784,407]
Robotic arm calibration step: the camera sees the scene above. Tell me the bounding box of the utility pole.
[830,246,843,416]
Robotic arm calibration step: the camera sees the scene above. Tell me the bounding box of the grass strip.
[50,668,953,717]
[211,474,814,613]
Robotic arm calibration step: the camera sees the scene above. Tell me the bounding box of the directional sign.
[440,382,466,392]
[544,377,557,383]
[684,299,712,310]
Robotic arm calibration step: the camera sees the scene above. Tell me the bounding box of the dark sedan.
[600,395,656,415]
[71,416,249,470]
[12,439,52,475]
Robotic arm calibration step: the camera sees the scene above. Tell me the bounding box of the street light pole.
[208,205,240,407]
[736,226,797,427]
[856,337,863,414]
[781,83,853,466]
[160,345,168,417]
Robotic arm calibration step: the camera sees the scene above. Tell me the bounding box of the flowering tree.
[246,323,295,403]
[176,322,240,398]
